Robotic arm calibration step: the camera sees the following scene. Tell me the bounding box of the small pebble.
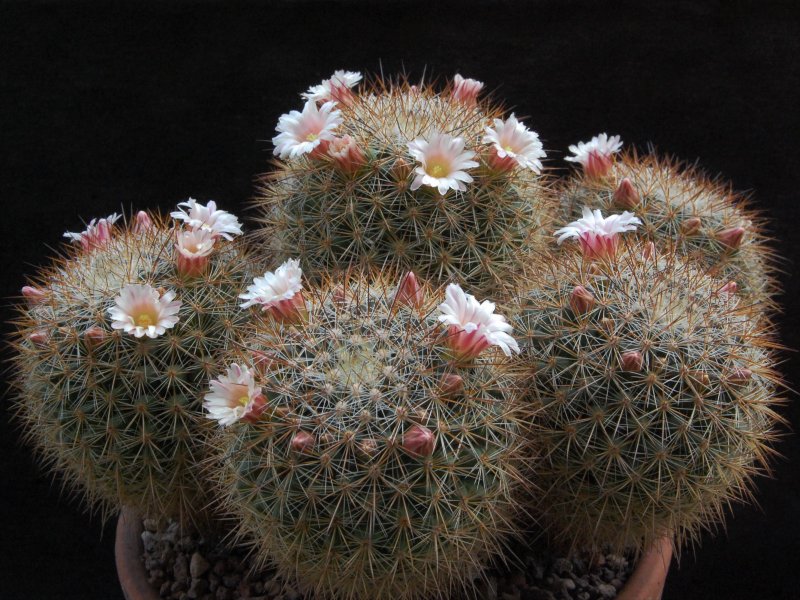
[191,553,211,578]
[597,583,617,598]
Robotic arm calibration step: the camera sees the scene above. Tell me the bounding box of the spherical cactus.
[252,71,557,297]
[512,242,782,555]
[559,135,778,314]
[208,265,527,599]
[10,202,257,523]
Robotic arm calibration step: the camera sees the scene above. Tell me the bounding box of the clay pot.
[115,506,673,600]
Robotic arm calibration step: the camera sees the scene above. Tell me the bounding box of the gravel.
[140,519,634,600]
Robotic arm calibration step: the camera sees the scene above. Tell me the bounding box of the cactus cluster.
[253,74,556,296]
[560,150,778,314]
[512,243,782,554]
[10,207,256,523]
[209,270,527,600]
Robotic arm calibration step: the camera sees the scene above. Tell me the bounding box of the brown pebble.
[190,552,211,578]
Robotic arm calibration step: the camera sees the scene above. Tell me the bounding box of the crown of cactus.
[208,265,526,600]
[559,135,778,314]
[252,71,556,297]
[512,242,782,555]
[10,202,257,523]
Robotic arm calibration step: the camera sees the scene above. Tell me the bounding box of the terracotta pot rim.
[115,506,673,600]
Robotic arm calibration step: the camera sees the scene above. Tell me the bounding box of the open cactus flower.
[170,198,242,240]
[483,114,546,173]
[408,132,479,195]
[108,283,182,339]
[565,133,623,178]
[175,227,216,276]
[437,283,519,360]
[303,69,362,104]
[204,363,266,426]
[273,99,343,159]
[239,258,306,323]
[63,213,120,251]
[554,206,641,259]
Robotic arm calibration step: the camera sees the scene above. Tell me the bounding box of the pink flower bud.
[613,178,640,209]
[291,431,315,453]
[133,211,154,233]
[445,326,492,361]
[451,74,484,106]
[620,350,644,372]
[268,292,307,324]
[83,326,107,347]
[403,424,435,457]
[395,271,424,309]
[578,231,620,260]
[717,227,745,250]
[328,135,366,174]
[719,281,738,295]
[570,286,595,315]
[29,330,49,346]
[439,373,464,396]
[642,241,656,261]
[584,151,614,179]
[681,217,702,236]
[728,368,753,384]
[21,286,46,305]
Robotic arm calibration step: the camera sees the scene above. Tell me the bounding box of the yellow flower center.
[427,160,449,178]
[135,313,155,327]
[306,132,319,142]
[237,395,250,407]
[504,144,515,153]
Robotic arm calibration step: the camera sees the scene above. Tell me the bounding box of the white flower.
[303,70,362,102]
[176,227,216,258]
[108,283,181,339]
[273,100,342,159]
[554,207,641,259]
[483,114,547,173]
[554,207,642,244]
[408,133,479,195]
[64,213,121,249]
[204,364,263,426]
[240,258,303,310]
[437,283,519,358]
[170,199,242,240]
[564,133,623,166]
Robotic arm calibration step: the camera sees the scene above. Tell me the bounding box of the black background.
[1,1,799,599]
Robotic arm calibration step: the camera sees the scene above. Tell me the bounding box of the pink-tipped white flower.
[64,213,121,251]
[133,210,154,234]
[21,286,46,305]
[239,258,306,322]
[303,70,362,104]
[452,74,484,105]
[565,133,623,178]
[437,283,519,360]
[327,135,366,174]
[204,364,266,426]
[175,227,216,277]
[108,283,181,339]
[408,133,478,195]
[170,199,242,240]
[554,207,641,259]
[483,114,546,173]
[273,100,342,160]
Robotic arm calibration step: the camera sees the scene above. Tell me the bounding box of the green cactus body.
[254,77,556,297]
[513,245,782,555]
[11,212,256,523]
[561,153,778,314]
[212,274,525,600]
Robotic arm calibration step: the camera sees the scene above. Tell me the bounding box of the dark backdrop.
[1,1,798,599]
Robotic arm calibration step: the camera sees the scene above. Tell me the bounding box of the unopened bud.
[719,281,738,295]
[681,217,702,236]
[395,271,424,309]
[642,241,657,261]
[717,226,745,250]
[29,330,49,346]
[83,326,107,347]
[728,368,753,384]
[21,286,46,305]
[242,393,268,423]
[570,285,595,314]
[291,431,315,453]
[620,350,643,372]
[613,178,640,209]
[439,373,464,396]
[403,424,435,457]
[133,211,154,233]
